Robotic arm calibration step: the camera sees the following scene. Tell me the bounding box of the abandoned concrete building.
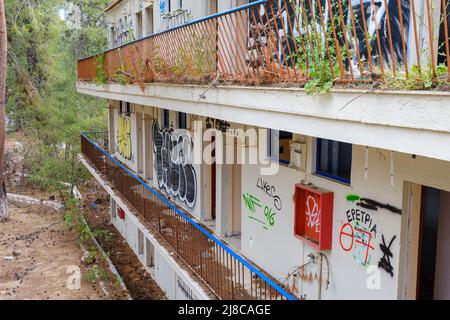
[77,0,450,300]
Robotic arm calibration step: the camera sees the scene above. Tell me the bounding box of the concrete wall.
[77,83,450,164]
[240,133,450,300]
[83,155,212,300]
[104,100,450,300]
[109,196,211,300]
[151,108,204,219]
[105,0,245,45]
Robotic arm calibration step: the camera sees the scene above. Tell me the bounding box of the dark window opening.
[269,129,293,165]
[316,138,352,184]
[178,112,187,129]
[163,109,170,128]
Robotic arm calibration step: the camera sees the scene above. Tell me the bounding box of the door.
[143,115,153,181]
[208,0,218,14]
[145,7,154,36]
[211,135,216,220]
[108,104,116,153]
[135,12,143,39]
[416,186,450,300]
[227,162,241,236]
[136,112,144,176]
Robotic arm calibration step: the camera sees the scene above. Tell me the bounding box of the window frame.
[163,109,170,128]
[125,102,131,117]
[268,129,292,166]
[178,112,187,129]
[315,138,352,185]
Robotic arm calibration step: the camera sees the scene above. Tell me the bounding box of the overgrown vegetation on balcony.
[79,0,450,94]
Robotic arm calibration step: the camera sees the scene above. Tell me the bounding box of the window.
[125,102,131,116]
[178,112,187,129]
[135,12,143,39]
[160,0,168,14]
[163,109,170,128]
[208,0,218,14]
[145,7,154,35]
[268,129,293,165]
[118,101,123,114]
[138,229,144,255]
[316,138,352,184]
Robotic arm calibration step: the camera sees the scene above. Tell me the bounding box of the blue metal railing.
[78,0,268,62]
[81,131,296,300]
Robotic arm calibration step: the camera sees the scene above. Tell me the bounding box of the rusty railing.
[81,132,296,300]
[78,0,450,88]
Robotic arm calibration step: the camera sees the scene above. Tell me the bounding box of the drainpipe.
[317,253,323,300]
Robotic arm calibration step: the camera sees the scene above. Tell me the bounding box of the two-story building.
[77,0,450,300]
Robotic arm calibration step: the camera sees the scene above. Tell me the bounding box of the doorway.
[145,6,154,36]
[208,0,218,14]
[143,114,153,181]
[135,11,143,39]
[403,183,450,300]
[211,135,216,220]
[136,112,144,176]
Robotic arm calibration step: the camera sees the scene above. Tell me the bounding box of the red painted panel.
[117,207,125,220]
[294,184,334,251]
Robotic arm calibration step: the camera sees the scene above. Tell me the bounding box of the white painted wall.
[105,0,246,43]
[87,162,212,300]
[101,96,450,300]
[240,134,450,300]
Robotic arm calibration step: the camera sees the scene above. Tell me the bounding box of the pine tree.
[0,0,9,222]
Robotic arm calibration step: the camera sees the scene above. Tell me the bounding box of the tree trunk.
[0,0,9,222]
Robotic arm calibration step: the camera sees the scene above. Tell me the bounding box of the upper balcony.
[78,0,450,92]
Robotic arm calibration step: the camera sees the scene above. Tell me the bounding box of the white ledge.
[77,82,450,162]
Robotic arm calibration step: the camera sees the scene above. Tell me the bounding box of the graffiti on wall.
[256,177,282,211]
[243,192,276,230]
[347,194,402,215]
[339,222,375,266]
[248,0,411,76]
[305,195,321,234]
[341,194,399,273]
[345,207,378,236]
[340,195,379,266]
[117,116,132,160]
[378,234,396,277]
[112,17,134,47]
[244,177,284,230]
[153,121,197,208]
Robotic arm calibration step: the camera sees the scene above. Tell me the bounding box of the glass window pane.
[317,138,352,183]
[178,112,187,129]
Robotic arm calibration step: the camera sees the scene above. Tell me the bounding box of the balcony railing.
[78,0,450,90]
[81,132,296,300]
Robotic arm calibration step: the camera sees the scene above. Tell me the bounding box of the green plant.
[382,63,449,90]
[84,246,98,265]
[95,53,109,85]
[83,266,109,283]
[291,3,343,95]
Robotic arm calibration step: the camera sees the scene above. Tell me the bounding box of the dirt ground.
[1,134,164,300]
[0,201,129,300]
[81,180,166,300]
